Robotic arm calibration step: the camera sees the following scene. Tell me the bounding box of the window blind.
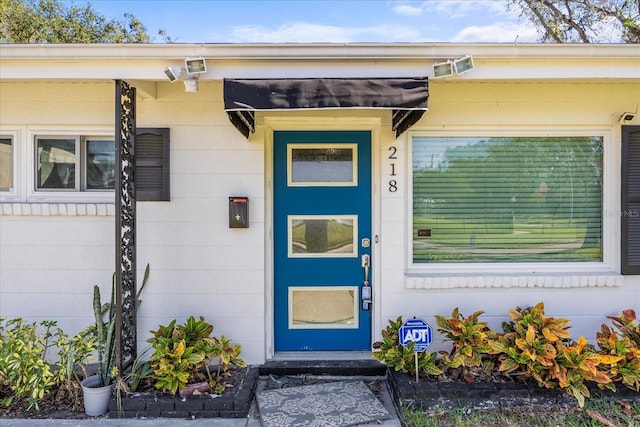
[412,136,603,263]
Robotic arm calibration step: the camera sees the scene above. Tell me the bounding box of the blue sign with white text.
[399,318,433,352]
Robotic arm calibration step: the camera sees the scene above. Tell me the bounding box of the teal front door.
[274,131,372,351]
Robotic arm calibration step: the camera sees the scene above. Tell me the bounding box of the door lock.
[361,254,372,311]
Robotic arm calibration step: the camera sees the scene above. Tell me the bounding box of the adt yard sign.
[399,317,433,352]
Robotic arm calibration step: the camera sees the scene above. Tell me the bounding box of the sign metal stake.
[399,317,433,385]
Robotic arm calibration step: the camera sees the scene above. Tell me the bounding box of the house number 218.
[388,146,398,192]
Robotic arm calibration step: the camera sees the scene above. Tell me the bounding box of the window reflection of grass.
[291,219,353,250]
[413,215,601,262]
[416,220,585,247]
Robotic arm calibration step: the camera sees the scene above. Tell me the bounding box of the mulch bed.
[4,361,638,420]
[0,391,88,419]
[0,365,258,420]
[388,369,640,413]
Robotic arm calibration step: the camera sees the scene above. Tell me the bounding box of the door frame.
[264,115,383,359]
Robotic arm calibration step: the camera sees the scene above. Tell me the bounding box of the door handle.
[361,254,372,310]
[361,254,370,283]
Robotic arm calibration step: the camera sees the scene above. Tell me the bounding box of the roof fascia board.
[1,43,639,60]
[1,43,638,81]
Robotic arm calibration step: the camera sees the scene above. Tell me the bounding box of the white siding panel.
[1,83,113,124]
[380,197,405,223]
[138,244,264,272]
[137,196,264,224]
[171,173,264,199]
[136,269,264,295]
[173,149,264,175]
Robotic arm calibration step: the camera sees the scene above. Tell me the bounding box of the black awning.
[223,77,428,138]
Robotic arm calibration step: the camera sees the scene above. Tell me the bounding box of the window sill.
[0,202,115,216]
[405,272,623,289]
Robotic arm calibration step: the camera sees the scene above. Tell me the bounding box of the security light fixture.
[164,66,184,83]
[453,55,474,75]
[183,77,199,93]
[185,57,207,75]
[619,112,636,123]
[433,61,453,78]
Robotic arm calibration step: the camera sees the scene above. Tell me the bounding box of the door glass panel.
[289,287,358,329]
[288,215,358,258]
[288,143,357,186]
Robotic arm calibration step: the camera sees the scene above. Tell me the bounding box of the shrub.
[372,316,442,379]
[596,309,640,392]
[147,315,246,395]
[51,325,96,409]
[435,307,497,383]
[0,318,95,411]
[607,309,640,345]
[0,318,57,410]
[490,302,616,407]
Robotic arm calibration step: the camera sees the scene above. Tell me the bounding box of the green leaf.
[424,363,444,376]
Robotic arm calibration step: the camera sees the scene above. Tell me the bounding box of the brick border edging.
[387,369,640,412]
[107,366,259,419]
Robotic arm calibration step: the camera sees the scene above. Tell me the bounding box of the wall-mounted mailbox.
[229,197,249,228]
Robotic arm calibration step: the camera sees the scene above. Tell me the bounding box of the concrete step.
[258,359,388,377]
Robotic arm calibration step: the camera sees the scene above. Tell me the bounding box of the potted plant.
[81,264,149,416]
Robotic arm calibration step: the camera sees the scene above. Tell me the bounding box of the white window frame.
[287,143,358,187]
[288,286,359,329]
[0,129,21,201]
[287,214,359,258]
[406,128,618,277]
[27,128,115,203]
[34,135,80,191]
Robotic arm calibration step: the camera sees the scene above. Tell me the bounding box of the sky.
[74,0,541,43]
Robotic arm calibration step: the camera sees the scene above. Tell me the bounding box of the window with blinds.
[412,136,603,263]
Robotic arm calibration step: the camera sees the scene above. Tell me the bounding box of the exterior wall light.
[433,61,453,78]
[185,57,207,75]
[619,112,636,123]
[432,56,474,79]
[453,55,474,75]
[164,66,184,82]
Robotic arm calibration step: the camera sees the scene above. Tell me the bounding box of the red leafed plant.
[596,309,640,392]
[489,302,619,407]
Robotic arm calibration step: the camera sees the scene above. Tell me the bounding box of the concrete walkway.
[2,375,402,427]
